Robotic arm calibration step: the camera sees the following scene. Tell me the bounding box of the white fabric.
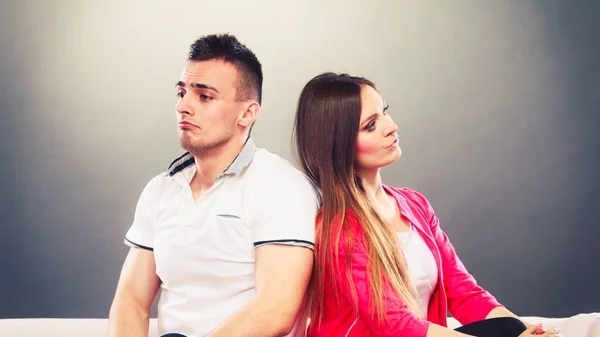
[446,313,600,336]
[0,315,598,337]
[397,225,438,318]
[124,147,319,337]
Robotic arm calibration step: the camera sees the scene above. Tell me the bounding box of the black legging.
[455,317,528,336]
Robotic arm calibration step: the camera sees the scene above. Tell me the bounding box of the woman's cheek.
[356,136,379,155]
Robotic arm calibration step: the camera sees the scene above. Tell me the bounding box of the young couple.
[108,34,560,337]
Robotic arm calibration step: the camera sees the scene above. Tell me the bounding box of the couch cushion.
[0,318,159,337]
[0,314,597,337]
[448,313,600,336]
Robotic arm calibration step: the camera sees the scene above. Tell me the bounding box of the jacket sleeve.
[335,220,430,337]
[410,189,503,325]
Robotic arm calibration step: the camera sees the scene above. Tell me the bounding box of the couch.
[0,314,599,336]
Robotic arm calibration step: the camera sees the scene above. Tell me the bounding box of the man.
[108,34,319,337]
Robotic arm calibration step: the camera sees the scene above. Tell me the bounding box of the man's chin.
[179,139,217,155]
[179,138,196,153]
[179,135,232,155]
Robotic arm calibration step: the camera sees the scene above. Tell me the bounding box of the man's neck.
[191,137,247,191]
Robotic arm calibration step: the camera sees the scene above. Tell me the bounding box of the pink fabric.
[307,186,502,337]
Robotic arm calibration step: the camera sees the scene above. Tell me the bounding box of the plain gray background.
[1,0,598,319]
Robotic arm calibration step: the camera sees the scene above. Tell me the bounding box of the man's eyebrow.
[175,81,219,93]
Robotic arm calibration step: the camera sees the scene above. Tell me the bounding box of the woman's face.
[354,84,400,172]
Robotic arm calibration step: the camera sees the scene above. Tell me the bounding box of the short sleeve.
[124,175,162,251]
[251,168,319,250]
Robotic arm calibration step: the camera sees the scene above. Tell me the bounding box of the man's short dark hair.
[188,34,263,104]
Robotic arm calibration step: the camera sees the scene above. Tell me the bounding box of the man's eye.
[176,92,184,98]
[200,95,214,101]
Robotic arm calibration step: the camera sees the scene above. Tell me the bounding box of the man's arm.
[206,244,313,337]
[108,247,161,337]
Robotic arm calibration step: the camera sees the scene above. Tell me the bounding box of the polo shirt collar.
[166,138,257,180]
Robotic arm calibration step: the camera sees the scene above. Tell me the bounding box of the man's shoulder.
[247,148,317,193]
[250,148,307,179]
[140,171,178,195]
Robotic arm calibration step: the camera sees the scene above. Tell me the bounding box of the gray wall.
[1,0,598,319]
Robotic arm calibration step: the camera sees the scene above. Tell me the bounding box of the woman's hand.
[485,307,554,335]
[519,324,560,336]
[523,322,545,334]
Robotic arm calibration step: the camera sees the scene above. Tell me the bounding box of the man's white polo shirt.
[124,139,319,337]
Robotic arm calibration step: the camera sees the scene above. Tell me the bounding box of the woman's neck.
[358,168,387,203]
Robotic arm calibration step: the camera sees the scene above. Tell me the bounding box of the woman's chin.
[389,147,402,162]
[380,149,402,168]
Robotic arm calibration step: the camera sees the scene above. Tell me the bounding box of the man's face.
[175,59,243,154]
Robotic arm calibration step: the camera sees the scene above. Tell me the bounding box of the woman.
[292,73,560,337]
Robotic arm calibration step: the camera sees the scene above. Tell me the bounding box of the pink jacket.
[307,186,502,337]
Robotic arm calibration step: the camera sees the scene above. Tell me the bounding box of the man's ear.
[238,101,260,128]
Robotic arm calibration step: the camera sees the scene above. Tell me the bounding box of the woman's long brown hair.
[292,73,420,325]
